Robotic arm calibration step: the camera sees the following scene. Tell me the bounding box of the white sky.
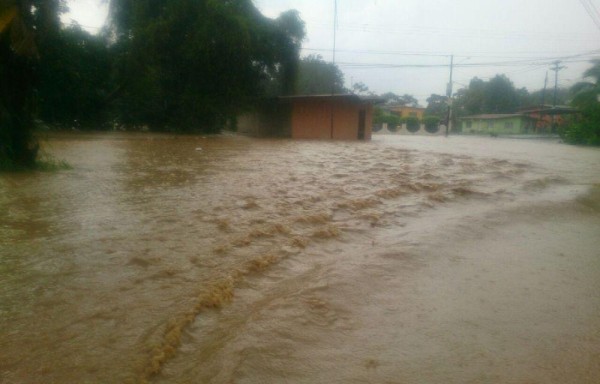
[67,0,600,105]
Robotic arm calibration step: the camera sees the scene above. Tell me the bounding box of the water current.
[1,133,599,383]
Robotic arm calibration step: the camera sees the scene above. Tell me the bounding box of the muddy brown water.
[1,133,599,383]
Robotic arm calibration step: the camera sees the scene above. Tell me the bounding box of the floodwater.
[1,133,599,383]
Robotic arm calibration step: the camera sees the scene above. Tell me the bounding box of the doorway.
[358,109,366,140]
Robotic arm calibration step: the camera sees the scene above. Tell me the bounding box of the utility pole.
[550,61,566,132]
[539,71,548,133]
[445,55,454,137]
[541,71,548,107]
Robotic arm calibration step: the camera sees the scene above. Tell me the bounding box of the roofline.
[519,106,579,115]
[460,114,537,120]
[278,94,385,104]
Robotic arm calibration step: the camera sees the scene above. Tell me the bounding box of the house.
[238,94,381,140]
[518,105,579,133]
[460,114,536,135]
[388,105,426,120]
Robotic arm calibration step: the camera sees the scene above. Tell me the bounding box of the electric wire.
[579,0,600,31]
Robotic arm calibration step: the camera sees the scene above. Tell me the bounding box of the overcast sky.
[67,0,600,105]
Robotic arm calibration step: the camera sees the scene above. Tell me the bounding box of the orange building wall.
[391,106,425,120]
[290,99,372,140]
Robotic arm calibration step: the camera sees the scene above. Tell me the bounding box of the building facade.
[460,114,536,135]
[388,106,426,120]
[238,94,378,140]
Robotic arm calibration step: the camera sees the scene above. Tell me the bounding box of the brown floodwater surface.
[1,133,599,383]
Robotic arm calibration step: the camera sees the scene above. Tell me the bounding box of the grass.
[35,156,73,171]
[0,155,72,173]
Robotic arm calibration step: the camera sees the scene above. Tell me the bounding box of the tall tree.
[399,94,420,107]
[0,0,60,169]
[571,60,600,109]
[484,74,518,113]
[454,75,520,116]
[351,81,369,95]
[380,92,402,104]
[562,60,600,145]
[36,24,112,127]
[107,0,305,132]
[296,54,345,95]
[425,94,447,117]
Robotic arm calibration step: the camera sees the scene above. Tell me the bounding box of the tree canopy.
[1,0,48,169]
[425,94,448,117]
[561,60,600,145]
[0,0,307,169]
[452,75,532,117]
[296,54,346,95]
[107,0,305,132]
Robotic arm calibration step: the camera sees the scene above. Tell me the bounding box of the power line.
[304,20,600,42]
[336,57,599,70]
[579,0,600,31]
[302,47,600,61]
[303,47,450,58]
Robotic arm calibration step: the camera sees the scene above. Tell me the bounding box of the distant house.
[238,94,382,140]
[518,105,579,133]
[388,105,426,120]
[460,114,536,135]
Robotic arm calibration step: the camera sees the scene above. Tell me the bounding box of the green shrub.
[406,117,420,133]
[559,106,600,145]
[423,116,440,133]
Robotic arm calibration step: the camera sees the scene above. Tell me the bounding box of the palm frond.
[582,59,600,85]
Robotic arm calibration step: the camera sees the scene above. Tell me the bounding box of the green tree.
[36,24,112,128]
[528,87,570,107]
[0,0,62,169]
[380,92,402,104]
[378,92,419,107]
[484,74,518,113]
[425,94,447,117]
[398,94,420,107]
[571,60,600,109]
[454,77,485,116]
[454,75,520,116]
[296,54,345,95]
[108,0,305,132]
[351,81,369,95]
[561,60,600,145]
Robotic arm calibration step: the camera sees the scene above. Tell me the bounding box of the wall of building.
[237,103,291,137]
[389,106,426,120]
[461,117,530,135]
[374,123,444,136]
[290,99,372,140]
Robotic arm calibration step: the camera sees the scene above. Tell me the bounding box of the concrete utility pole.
[550,61,566,131]
[445,55,454,137]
